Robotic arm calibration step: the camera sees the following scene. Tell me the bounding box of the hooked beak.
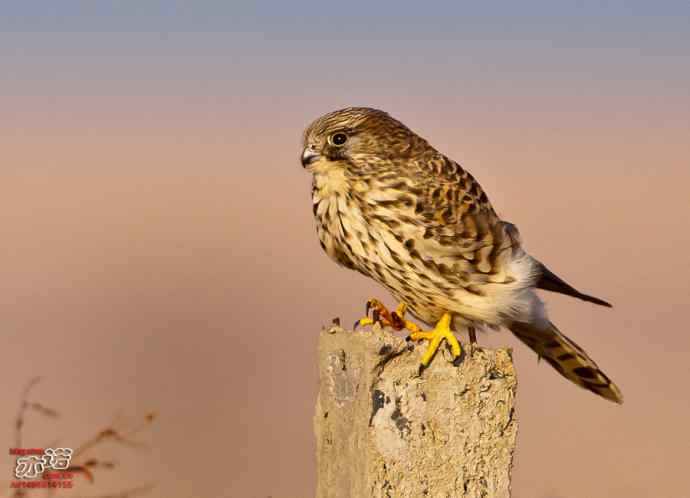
[301,147,320,168]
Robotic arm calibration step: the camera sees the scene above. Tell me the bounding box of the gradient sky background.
[2,2,689,497]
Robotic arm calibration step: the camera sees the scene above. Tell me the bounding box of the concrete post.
[314,323,518,498]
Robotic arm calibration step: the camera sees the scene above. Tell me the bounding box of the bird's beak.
[301,148,320,168]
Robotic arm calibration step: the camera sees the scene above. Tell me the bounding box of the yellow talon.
[356,304,461,367]
[354,298,420,334]
[409,313,462,367]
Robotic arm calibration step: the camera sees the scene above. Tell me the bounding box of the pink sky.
[2,3,690,496]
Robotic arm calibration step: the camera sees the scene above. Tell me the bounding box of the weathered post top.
[314,324,518,498]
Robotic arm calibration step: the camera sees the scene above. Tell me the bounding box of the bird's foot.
[354,299,420,333]
[408,313,462,368]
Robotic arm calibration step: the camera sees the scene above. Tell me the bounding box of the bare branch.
[14,377,44,449]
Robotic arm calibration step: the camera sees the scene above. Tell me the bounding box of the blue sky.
[2,1,689,51]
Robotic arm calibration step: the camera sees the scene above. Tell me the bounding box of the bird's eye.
[330,132,348,146]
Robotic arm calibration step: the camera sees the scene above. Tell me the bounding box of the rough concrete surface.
[314,324,518,498]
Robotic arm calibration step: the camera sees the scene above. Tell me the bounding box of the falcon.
[301,107,622,403]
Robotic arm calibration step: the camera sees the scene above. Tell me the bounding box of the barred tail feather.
[510,321,623,404]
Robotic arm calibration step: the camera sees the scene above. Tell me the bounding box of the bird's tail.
[510,321,623,403]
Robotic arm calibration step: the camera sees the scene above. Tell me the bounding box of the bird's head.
[301,107,420,172]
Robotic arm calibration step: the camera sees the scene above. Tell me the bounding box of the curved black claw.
[452,345,466,367]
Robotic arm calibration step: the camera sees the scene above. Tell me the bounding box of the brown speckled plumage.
[301,107,622,403]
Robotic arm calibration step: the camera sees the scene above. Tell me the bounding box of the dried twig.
[72,411,158,461]
[8,379,157,498]
[14,377,44,449]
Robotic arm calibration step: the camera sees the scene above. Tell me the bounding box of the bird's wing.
[408,154,523,287]
[535,260,612,307]
[410,153,611,306]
